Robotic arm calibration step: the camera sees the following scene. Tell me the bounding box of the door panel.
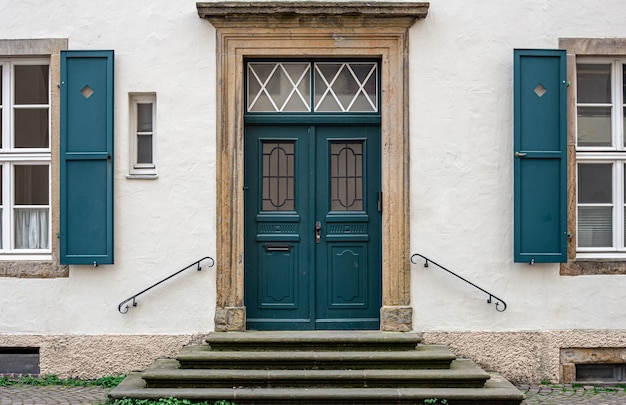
[314,126,381,330]
[245,124,380,330]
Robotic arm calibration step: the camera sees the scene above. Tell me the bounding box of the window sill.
[0,260,68,278]
[561,259,626,276]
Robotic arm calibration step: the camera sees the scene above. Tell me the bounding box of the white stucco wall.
[0,0,217,335]
[410,0,626,332]
[0,0,626,343]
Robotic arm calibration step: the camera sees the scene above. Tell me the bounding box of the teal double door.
[244,124,382,330]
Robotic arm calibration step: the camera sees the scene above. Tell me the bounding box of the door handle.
[514,151,527,158]
[315,221,321,244]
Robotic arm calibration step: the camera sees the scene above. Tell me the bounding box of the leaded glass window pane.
[262,141,295,211]
[247,63,310,112]
[314,62,378,112]
[330,141,363,211]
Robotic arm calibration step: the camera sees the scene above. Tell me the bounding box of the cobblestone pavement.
[520,384,626,404]
[0,386,109,405]
[2,384,626,404]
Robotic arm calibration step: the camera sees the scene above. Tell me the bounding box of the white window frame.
[0,58,51,260]
[128,92,157,178]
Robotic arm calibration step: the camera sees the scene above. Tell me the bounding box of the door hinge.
[378,191,383,213]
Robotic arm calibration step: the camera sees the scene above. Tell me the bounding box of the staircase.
[110,331,524,404]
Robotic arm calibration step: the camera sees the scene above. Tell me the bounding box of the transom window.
[246,61,379,113]
[0,59,50,257]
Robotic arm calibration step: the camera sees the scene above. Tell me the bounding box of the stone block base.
[214,306,246,331]
[380,306,413,332]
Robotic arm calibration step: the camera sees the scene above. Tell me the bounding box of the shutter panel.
[514,49,567,263]
[60,51,114,265]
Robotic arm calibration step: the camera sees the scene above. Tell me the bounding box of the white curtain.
[15,208,49,249]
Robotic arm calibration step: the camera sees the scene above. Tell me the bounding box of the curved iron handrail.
[118,256,215,314]
[410,253,507,312]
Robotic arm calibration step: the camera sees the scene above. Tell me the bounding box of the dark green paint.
[514,49,567,263]
[244,124,381,330]
[60,51,114,265]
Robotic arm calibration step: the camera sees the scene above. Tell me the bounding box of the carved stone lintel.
[381,306,413,332]
[214,306,246,332]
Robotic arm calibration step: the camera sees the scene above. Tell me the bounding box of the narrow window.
[0,59,51,258]
[576,59,626,256]
[129,93,156,177]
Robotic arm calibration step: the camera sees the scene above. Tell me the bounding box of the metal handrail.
[118,256,215,314]
[410,253,507,312]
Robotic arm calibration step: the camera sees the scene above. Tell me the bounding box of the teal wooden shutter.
[514,49,567,263]
[60,51,114,265]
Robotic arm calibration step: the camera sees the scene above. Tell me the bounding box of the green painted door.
[244,124,381,330]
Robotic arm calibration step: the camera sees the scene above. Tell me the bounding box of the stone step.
[111,372,525,405]
[177,344,455,370]
[142,358,490,389]
[205,331,421,352]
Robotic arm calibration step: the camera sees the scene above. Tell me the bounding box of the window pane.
[314,62,378,113]
[137,134,153,164]
[330,141,364,211]
[577,63,611,103]
[578,163,612,203]
[577,106,612,147]
[14,208,48,249]
[14,65,49,105]
[15,165,49,205]
[137,103,153,132]
[578,206,613,247]
[262,141,295,211]
[247,63,310,112]
[14,108,49,148]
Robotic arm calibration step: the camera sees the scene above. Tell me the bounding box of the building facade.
[1,0,626,384]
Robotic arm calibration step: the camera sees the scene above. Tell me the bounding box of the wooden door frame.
[197,2,429,331]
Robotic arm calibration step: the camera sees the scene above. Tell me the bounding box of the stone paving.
[0,386,109,405]
[2,384,626,404]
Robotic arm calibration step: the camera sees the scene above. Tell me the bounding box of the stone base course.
[422,330,626,384]
[0,334,206,379]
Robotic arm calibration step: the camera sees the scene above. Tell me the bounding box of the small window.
[129,93,156,177]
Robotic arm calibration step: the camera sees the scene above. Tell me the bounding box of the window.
[0,59,50,258]
[576,59,626,257]
[129,93,156,177]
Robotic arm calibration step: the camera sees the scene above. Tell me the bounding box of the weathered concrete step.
[206,331,421,351]
[142,358,490,389]
[177,344,455,370]
[111,372,524,405]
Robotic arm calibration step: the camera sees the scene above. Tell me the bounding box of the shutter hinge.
[378,191,383,213]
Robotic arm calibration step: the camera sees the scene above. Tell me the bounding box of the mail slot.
[264,243,292,252]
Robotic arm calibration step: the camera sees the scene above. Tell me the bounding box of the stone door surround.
[197,2,429,331]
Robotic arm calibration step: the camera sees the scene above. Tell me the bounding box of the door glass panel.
[262,141,295,211]
[330,141,363,211]
[247,63,310,112]
[314,63,378,112]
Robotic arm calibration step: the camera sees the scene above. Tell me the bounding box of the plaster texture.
[423,330,626,384]
[0,334,204,378]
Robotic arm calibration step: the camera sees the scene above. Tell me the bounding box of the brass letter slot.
[265,244,292,252]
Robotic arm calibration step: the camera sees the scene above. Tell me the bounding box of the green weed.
[0,374,124,388]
